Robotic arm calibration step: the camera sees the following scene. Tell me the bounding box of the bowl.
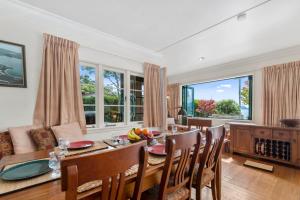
[280,119,300,127]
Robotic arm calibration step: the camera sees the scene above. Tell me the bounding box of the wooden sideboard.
[229,122,300,167]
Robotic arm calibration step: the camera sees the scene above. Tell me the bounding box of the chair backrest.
[159,129,201,200]
[187,118,212,132]
[195,125,225,186]
[61,141,148,200]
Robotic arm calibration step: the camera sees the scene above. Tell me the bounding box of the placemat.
[148,155,166,165]
[103,139,127,148]
[0,159,59,195]
[56,141,109,157]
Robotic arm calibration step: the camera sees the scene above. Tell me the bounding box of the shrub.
[215,99,241,115]
[194,99,216,117]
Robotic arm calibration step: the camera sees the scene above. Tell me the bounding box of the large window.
[80,63,144,128]
[182,75,253,120]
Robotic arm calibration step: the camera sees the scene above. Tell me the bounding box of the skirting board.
[244,160,274,172]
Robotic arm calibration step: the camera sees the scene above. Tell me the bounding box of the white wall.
[0,0,164,133]
[169,45,300,125]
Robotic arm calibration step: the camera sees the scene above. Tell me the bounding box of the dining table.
[0,133,222,200]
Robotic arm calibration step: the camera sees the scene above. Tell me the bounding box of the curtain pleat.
[143,63,162,127]
[263,61,300,125]
[167,83,180,119]
[33,33,87,133]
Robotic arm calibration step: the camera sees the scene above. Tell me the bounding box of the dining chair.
[60,141,148,200]
[192,125,225,200]
[187,118,212,133]
[143,129,201,200]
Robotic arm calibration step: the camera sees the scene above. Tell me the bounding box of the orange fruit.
[142,128,148,135]
[135,128,142,135]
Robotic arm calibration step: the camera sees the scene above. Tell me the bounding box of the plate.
[0,160,51,181]
[118,135,128,140]
[148,144,166,156]
[68,140,94,150]
[150,131,162,136]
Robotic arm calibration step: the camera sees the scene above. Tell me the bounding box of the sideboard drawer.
[273,130,292,141]
[254,128,272,138]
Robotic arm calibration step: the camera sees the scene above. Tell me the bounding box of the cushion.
[0,131,14,159]
[29,128,57,150]
[9,125,40,154]
[51,122,84,142]
[193,165,215,187]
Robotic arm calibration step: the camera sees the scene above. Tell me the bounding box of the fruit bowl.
[127,128,154,145]
[280,119,300,127]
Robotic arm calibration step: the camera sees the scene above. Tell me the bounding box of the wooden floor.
[195,154,300,200]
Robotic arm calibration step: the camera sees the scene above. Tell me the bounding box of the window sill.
[87,124,143,134]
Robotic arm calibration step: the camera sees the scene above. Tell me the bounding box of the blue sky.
[190,78,244,102]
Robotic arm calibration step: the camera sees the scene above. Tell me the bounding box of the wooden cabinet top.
[229,122,300,131]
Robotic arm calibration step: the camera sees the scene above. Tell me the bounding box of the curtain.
[167,83,180,119]
[143,63,162,127]
[160,67,168,130]
[33,34,86,133]
[263,61,300,125]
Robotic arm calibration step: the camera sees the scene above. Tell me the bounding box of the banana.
[128,130,141,140]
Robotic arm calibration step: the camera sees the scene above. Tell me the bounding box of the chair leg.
[195,186,201,200]
[211,179,217,200]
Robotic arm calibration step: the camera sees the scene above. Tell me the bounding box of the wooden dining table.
[0,141,222,200]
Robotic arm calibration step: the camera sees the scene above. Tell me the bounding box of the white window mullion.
[126,71,131,125]
[99,65,105,128]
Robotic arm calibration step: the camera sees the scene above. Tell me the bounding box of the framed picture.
[0,40,27,88]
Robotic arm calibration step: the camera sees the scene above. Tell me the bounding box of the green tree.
[241,80,249,105]
[216,99,241,115]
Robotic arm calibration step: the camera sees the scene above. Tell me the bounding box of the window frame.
[129,72,144,123]
[80,61,144,129]
[80,61,99,129]
[182,75,253,120]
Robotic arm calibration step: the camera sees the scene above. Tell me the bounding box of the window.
[80,62,144,128]
[130,75,144,121]
[103,70,125,124]
[182,75,253,120]
[80,65,96,127]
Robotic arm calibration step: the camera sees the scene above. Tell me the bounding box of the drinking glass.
[171,125,177,134]
[49,152,60,177]
[58,138,69,155]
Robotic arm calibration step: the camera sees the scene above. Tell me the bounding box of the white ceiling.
[18,0,300,75]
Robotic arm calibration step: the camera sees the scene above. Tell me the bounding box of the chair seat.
[142,186,190,200]
[167,187,190,200]
[193,165,215,187]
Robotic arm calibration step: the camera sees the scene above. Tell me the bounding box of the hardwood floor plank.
[192,154,300,200]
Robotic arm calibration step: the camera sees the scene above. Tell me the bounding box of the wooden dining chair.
[60,141,148,200]
[192,125,225,200]
[187,118,212,132]
[143,129,201,200]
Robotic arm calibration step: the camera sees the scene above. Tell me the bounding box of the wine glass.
[48,152,60,177]
[171,125,177,134]
[58,138,69,155]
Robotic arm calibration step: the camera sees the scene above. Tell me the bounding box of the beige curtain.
[160,67,168,130]
[34,34,86,133]
[167,83,180,119]
[263,61,300,125]
[143,63,162,127]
